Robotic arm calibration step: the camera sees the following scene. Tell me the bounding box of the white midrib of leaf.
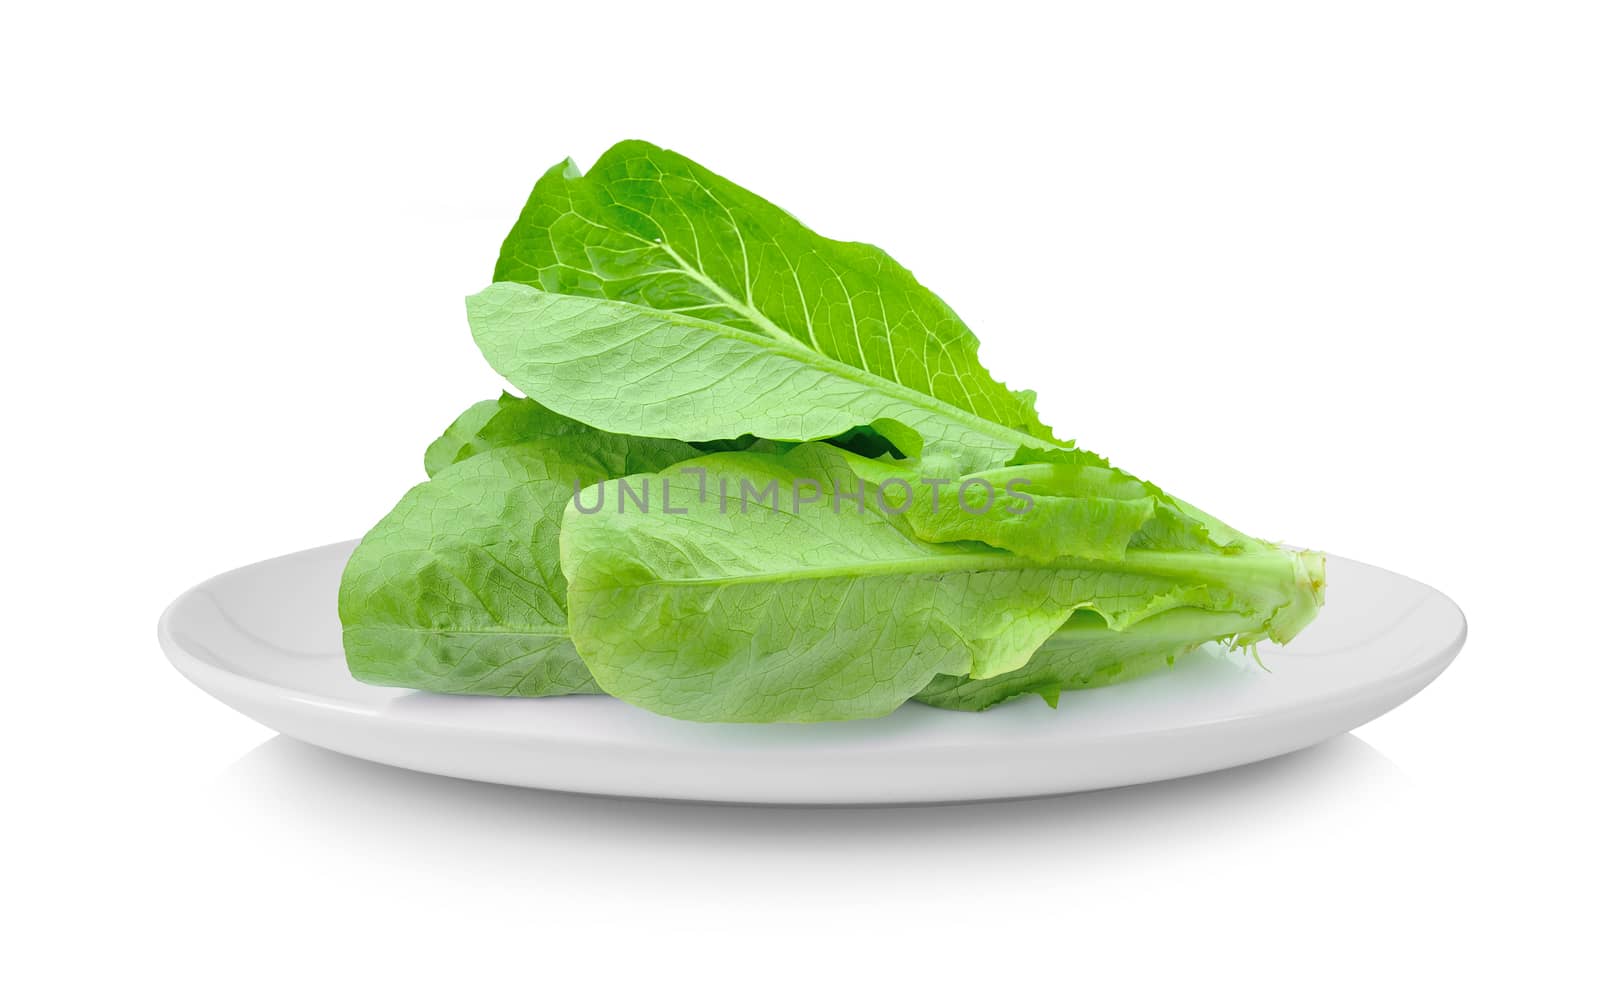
[523,282,1064,458]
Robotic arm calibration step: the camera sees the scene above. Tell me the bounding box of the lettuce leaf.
[491,141,1056,456]
[473,141,1070,481]
[560,444,1324,722]
[915,608,1221,711]
[422,393,602,478]
[340,432,699,696]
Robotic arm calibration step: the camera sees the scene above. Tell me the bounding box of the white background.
[4,1,1596,979]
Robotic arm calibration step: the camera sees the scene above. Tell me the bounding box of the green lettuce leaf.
[493,141,1054,448]
[837,444,1258,564]
[473,141,1070,478]
[423,393,602,478]
[423,398,500,477]
[469,282,1067,473]
[915,607,1253,711]
[339,432,699,696]
[560,444,1325,722]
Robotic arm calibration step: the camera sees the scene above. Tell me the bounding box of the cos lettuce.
[339,140,1325,722]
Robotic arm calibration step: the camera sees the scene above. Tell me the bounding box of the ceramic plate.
[160,542,1464,804]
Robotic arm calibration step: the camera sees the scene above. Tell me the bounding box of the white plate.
[160,542,1464,804]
